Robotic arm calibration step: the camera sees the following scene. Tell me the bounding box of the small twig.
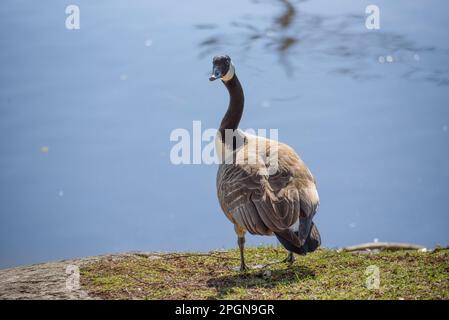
[156,253,240,261]
[342,242,425,252]
[127,273,165,288]
[132,259,172,273]
[261,260,285,269]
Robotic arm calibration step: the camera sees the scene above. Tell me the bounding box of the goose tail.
[274,221,321,255]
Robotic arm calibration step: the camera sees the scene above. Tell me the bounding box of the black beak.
[209,66,221,81]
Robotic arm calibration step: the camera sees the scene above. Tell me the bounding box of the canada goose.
[210,55,321,271]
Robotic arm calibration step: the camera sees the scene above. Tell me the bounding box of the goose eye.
[215,70,220,77]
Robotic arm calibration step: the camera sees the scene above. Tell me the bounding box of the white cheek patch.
[221,62,235,82]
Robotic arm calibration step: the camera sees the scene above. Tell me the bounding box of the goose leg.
[237,236,248,271]
[234,224,248,271]
[285,251,295,264]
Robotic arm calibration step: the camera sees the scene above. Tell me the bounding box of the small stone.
[262,270,272,279]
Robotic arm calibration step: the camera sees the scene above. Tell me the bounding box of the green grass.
[81,246,449,300]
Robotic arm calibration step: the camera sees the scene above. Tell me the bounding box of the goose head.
[209,55,235,82]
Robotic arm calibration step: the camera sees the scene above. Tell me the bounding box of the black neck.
[219,75,244,142]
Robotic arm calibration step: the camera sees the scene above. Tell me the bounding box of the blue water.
[1,0,448,268]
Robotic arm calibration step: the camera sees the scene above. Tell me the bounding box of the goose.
[209,55,321,271]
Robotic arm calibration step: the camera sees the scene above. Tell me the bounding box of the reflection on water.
[198,0,449,84]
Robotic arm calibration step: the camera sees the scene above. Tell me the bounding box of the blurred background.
[0,0,448,269]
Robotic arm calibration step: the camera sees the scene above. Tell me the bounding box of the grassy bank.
[81,246,449,300]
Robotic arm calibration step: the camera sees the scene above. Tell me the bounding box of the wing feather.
[216,137,319,237]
